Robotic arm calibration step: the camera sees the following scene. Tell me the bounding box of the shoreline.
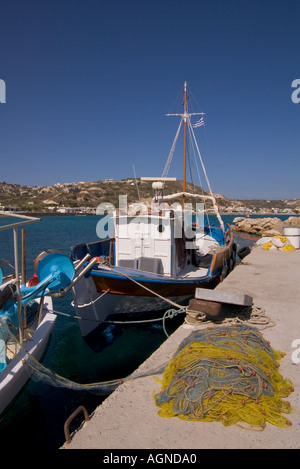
[1,211,299,218]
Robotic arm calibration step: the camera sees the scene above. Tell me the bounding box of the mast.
[166,81,204,210]
[182,81,188,209]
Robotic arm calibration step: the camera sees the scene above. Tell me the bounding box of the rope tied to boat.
[115,269,185,309]
[71,289,110,309]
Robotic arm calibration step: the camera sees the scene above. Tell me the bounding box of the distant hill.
[0,179,299,214]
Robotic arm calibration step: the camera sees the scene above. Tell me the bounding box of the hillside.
[0,179,299,214]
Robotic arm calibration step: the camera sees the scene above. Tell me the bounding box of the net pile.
[154,325,294,430]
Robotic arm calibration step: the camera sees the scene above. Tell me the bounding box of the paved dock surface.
[63,247,300,449]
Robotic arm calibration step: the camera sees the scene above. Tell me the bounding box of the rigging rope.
[160,108,224,233]
[188,120,224,232]
[162,120,183,178]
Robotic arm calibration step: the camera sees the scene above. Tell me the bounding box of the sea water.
[0,214,293,449]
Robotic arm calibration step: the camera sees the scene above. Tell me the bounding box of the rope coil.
[185,305,276,330]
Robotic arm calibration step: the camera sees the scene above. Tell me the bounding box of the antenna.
[132,164,140,200]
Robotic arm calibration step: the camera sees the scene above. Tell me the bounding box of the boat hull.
[0,311,56,416]
[72,257,227,338]
[72,271,220,338]
[91,269,219,297]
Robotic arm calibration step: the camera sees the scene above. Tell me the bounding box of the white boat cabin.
[114,210,189,277]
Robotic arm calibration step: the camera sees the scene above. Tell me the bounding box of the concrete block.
[195,288,253,307]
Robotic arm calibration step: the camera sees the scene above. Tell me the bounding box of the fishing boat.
[69,82,237,339]
[0,212,95,415]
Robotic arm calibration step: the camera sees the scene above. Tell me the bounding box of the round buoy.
[34,249,75,291]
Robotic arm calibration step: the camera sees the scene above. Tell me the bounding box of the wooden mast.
[166,81,204,210]
[182,81,188,210]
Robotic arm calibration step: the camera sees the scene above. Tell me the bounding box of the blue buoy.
[0,267,2,286]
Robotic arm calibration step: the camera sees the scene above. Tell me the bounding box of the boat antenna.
[132,164,140,200]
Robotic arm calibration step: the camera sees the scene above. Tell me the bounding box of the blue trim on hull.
[90,266,221,286]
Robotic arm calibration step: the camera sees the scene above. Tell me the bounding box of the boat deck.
[96,263,209,280]
[177,265,209,278]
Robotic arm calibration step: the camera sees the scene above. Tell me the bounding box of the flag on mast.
[192,117,204,128]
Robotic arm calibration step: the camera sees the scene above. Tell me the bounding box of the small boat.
[69,82,237,339]
[0,212,95,415]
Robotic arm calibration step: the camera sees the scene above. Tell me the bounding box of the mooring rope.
[72,264,186,312]
[115,269,184,309]
[71,289,110,309]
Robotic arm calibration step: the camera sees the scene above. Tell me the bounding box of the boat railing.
[0,211,41,233]
[0,211,41,344]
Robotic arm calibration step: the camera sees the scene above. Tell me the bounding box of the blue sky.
[0,0,299,199]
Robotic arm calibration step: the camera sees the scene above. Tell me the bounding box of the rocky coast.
[231,215,300,237]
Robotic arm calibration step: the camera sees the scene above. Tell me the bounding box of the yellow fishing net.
[154,325,294,430]
[263,235,295,251]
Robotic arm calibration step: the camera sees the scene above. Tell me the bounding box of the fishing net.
[21,354,167,396]
[154,325,294,430]
[0,316,167,396]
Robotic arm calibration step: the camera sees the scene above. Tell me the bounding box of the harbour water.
[0,213,294,449]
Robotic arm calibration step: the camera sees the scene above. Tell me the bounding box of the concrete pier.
[62,247,300,449]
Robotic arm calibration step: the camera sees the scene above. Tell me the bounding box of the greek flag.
[192,117,204,128]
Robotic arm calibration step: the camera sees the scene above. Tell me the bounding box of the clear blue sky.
[0,0,299,199]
